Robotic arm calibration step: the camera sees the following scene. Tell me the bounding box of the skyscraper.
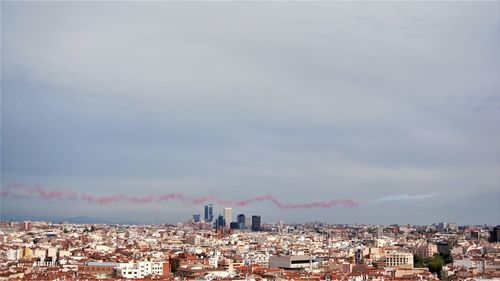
[193,214,200,223]
[216,215,225,231]
[490,226,500,243]
[204,204,213,222]
[209,204,213,221]
[252,215,261,231]
[245,217,251,228]
[223,208,232,226]
[237,214,245,229]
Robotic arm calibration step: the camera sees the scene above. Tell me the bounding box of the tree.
[413,255,425,268]
[427,255,445,279]
[414,254,445,279]
[439,252,453,264]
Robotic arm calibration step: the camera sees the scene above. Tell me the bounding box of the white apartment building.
[33,249,47,259]
[116,261,167,279]
[454,258,486,273]
[5,249,22,261]
[384,251,413,268]
[47,247,58,258]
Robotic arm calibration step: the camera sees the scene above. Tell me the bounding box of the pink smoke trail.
[1,183,358,209]
[231,195,357,209]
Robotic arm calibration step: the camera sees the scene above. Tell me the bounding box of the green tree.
[427,255,445,279]
[439,252,453,264]
[413,255,425,268]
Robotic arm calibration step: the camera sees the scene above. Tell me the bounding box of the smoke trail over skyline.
[0,183,358,209]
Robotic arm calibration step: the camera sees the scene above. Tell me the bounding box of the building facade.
[237,214,245,229]
[384,251,413,268]
[204,204,213,222]
[252,215,261,231]
[223,208,232,227]
[269,255,313,270]
[115,261,169,279]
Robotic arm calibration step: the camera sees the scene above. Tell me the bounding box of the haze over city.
[1,2,499,225]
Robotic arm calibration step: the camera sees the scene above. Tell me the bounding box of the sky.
[1,2,499,225]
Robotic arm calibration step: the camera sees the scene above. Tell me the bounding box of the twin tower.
[201,204,261,231]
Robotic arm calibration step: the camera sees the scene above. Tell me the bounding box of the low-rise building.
[269,255,312,270]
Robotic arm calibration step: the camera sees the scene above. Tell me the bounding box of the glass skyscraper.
[204,204,213,222]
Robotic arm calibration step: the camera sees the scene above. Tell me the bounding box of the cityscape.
[0,213,499,280]
[2,1,500,281]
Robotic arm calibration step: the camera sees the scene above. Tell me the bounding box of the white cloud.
[375,193,438,203]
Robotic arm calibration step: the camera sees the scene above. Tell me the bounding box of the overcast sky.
[1,2,499,225]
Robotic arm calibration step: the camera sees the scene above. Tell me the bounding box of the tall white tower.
[223,208,232,226]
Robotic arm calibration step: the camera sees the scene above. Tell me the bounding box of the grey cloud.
[446,94,500,112]
[2,1,499,224]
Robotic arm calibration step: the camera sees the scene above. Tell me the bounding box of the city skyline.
[2,218,498,280]
[2,2,499,225]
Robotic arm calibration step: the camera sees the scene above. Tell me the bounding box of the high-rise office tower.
[490,226,500,243]
[204,204,213,222]
[193,214,200,223]
[252,215,261,231]
[223,208,232,226]
[245,217,251,228]
[216,215,225,231]
[237,214,245,228]
[209,204,213,221]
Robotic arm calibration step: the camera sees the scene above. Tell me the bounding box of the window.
[291,260,310,264]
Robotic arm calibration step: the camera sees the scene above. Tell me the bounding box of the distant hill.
[1,214,139,225]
